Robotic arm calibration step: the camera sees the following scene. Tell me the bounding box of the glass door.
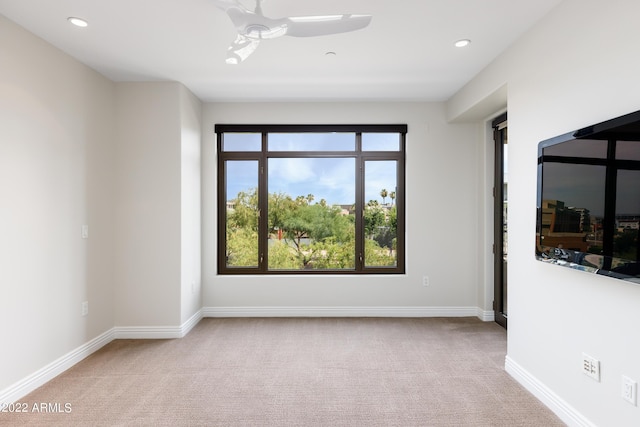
[493,114,508,329]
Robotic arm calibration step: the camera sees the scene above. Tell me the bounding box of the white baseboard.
[114,309,204,339]
[181,309,204,336]
[1,310,204,404]
[476,308,495,322]
[202,306,485,318]
[0,328,114,405]
[505,355,596,427]
[113,326,184,339]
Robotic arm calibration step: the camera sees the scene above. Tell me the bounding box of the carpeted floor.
[0,317,565,426]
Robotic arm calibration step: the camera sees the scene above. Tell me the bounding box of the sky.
[227,157,397,206]
[225,132,400,206]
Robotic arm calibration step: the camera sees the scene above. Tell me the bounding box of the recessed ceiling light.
[67,17,88,28]
[454,39,471,48]
[325,51,337,57]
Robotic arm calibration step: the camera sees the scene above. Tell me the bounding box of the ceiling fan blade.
[211,1,372,63]
[285,14,372,37]
[226,34,261,64]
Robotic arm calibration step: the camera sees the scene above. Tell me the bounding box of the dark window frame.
[216,124,407,275]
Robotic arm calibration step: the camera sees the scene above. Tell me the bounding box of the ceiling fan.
[212,0,372,64]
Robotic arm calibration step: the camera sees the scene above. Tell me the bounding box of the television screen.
[536,110,640,284]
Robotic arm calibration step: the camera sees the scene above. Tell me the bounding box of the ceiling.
[0,0,563,102]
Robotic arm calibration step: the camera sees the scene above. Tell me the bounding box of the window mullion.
[217,132,226,273]
[258,133,269,272]
[395,141,406,272]
[355,133,364,271]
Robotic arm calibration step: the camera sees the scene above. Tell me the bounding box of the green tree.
[388,205,397,235]
[389,191,396,206]
[364,200,385,238]
[226,227,259,267]
[279,203,349,268]
[380,188,388,205]
[228,188,359,270]
[226,188,260,267]
[364,238,396,267]
[311,236,355,269]
[228,188,259,231]
[268,240,300,269]
[268,191,295,235]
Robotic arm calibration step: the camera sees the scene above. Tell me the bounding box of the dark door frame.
[492,113,508,329]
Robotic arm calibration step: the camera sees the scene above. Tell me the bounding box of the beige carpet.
[0,318,565,426]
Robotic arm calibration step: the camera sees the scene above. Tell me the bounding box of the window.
[217,124,406,274]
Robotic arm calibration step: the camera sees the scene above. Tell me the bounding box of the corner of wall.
[179,84,204,324]
[446,84,508,124]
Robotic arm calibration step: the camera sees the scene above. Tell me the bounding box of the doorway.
[492,113,508,328]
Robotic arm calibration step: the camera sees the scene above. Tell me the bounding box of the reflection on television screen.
[536,110,640,284]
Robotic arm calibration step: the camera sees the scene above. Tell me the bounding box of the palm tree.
[390,191,396,206]
[380,188,388,205]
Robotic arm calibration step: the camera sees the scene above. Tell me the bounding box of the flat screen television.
[536,110,640,284]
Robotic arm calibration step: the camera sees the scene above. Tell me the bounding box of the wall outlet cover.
[581,353,600,382]
[622,375,637,406]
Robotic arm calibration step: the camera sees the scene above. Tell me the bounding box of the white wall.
[449,0,640,425]
[113,82,182,327]
[202,102,484,314]
[114,82,202,328]
[180,86,203,323]
[0,15,115,391]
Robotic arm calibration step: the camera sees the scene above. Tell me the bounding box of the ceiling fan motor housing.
[244,23,286,39]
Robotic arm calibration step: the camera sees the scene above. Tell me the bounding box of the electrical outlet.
[422,276,429,287]
[581,353,600,382]
[81,301,89,317]
[81,225,89,239]
[622,376,637,406]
